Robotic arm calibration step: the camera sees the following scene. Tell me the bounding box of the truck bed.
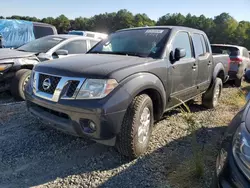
[212,53,230,82]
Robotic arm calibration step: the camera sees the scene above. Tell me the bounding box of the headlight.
[76,79,118,99]
[0,63,12,71]
[233,122,250,179]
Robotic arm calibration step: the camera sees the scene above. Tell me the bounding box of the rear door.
[169,31,198,104]
[192,33,212,89]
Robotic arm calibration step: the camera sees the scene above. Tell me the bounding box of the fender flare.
[104,72,167,119]
[213,62,225,82]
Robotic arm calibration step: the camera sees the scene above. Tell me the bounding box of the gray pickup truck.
[25,26,229,158]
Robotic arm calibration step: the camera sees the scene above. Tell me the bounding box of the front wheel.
[116,94,154,159]
[202,77,222,109]
[10,69,31,100]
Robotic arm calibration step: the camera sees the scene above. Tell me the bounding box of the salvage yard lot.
[0,85,248,188]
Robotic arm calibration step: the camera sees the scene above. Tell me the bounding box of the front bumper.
[25,91,127,146]
[216,149,249,188]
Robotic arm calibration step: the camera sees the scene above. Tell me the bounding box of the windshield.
[17,36,65,53]
[88,28,170,58]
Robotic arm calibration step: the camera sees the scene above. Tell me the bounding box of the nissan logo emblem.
[42,78,51,90]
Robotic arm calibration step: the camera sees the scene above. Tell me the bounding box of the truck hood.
[34,54,156,79]
[0,48,36,60]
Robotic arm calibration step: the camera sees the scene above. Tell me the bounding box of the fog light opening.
[80,119,97,134]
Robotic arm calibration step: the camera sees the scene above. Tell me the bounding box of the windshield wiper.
[88,51,147,58]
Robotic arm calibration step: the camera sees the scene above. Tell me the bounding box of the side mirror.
[244,70,250,83]
[55,49,68,56]
[174,48,186,61]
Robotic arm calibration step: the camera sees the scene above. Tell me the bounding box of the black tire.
[234,77,242,87]
[10,69,31,100]
[202,77,222,109]
[116,94,154,159]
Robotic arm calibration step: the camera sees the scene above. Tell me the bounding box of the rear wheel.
[10,69,31,100]
[202,77,222,109]
[116,94,154,159]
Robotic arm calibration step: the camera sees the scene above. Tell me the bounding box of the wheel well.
[20,65,34,70]
[217,70,225,81]
[139,89,163,121]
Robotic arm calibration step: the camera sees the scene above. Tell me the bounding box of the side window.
[33,26,54,39]
[89,40,98,48]
[60,40,87,54]
[201,35,209,53]
[192,34,205,57]
[171,32,192,59]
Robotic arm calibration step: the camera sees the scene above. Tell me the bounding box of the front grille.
[38,74,61,94]
[66,81,80,97]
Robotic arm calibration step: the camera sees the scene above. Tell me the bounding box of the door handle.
[208,61,212,66]
[192,64,197,70]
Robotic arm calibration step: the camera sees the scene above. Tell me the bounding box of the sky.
[1,0,250,21]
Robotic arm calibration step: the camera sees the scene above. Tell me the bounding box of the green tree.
[212,13,238,44]
[41,17,55,25]
[54,14,70,33]
[134,13,155,27]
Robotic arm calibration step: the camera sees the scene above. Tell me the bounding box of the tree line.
[2,9,250,49]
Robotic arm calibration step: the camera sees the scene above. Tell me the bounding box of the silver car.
[211,44,250,87]
[0,34,101,100]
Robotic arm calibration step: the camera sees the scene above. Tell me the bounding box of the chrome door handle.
[192,64,197,69]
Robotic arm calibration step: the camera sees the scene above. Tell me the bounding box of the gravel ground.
[0,86,245,188]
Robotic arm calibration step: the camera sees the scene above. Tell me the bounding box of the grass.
[166,83,250,188]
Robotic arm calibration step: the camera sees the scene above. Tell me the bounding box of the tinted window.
[60,40,87,54]
[90,40,98,48]
[211,45,240,57]
[89,29,170,58]
[17,36,64,53]
[192,34,205,57]
[171,32,192,58]
[34,26,54,39]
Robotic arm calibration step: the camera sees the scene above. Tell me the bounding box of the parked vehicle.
[0,19,57,49]
[211,44,250,87]
[213,70,250,188]
[68,30,107,39]
[0,34,100,100]
[25,26,229,158]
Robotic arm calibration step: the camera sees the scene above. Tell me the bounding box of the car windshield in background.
[88,28,170,58]
[17,36,65,53]
[211,45,240,56]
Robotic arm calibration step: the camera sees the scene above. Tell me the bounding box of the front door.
[168,31,198,106]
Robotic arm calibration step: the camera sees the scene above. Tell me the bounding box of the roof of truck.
[117,26,205,34]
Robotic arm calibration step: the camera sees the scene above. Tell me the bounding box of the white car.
[0,34,101,100]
